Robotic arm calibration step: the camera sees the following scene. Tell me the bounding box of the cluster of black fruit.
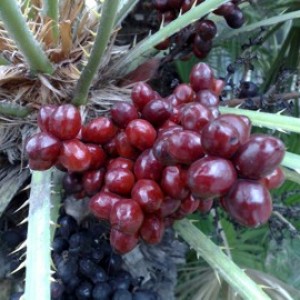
[152,0,245,59]
[51,213,161,300]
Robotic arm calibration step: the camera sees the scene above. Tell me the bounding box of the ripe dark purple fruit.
[233,134,285,179]
[224,6,245,29]
[115,131,140,159]
[260,167,285,190]
[201,119,240,158]
[197,199,213,214]
[25,132,61,162]
[110,199,144,234]
[37,105,56,132]
[82,169,105,196]
[223,180,272,227]
[195,20,217,41]
[195,89,219,107]
[48,104,81,140]
[110,102,139,128]
[173,84,195,105]
[187,156,237,199]
[189,63,214,92]
[86,144,106,170]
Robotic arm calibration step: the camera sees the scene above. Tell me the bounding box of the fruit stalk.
[174,219,272,300]
[109,0,230,77]
[72,0,121,106]
[42,0,59,44]
[24,170,52,300]
[0,0,53,74]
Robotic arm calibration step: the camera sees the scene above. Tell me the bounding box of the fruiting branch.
[109,0,230,77]
[24,170,52,300]
[0,102,32,118]
[220,107,300,133]
[42,0,59,44]
[174,219,272,300]
[72,0,120,106]
[0,0,53,74]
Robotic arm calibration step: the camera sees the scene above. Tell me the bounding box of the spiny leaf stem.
[42,0,60,44]
[174,219,272,300]
[72,0,120,106]
[0,0,53,74]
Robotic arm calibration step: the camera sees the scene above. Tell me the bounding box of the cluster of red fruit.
[153,0,244,58]
[25,62,285,254]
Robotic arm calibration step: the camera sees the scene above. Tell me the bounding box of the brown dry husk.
[0,0,132,163]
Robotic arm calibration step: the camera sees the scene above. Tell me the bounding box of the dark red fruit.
[180,194,200,214]
[107,157,134,171]
[196,20,217,41]
[110,229,139,254]
[211,78,225,96]
[105,168,135,195]
[48,104,81,140]
[187,156,237,199]
[193,34,213,54]
[152,138,177,166]
[189,63,214,92]
[134,149,164,181]
[63,173,83,194]
[155,38,171,50]
[89,191,121,220]
[173,84,195,105]
[103,137,119,158]
[83,169,105,196]
[82,117,117,144]
[125,119,157,151]
[37,105,56,132]
[168,130,204,164]
[260,167,285,190]
[86,144,106,170]
[233,134,285,179]
[217,114,251,144]
[142,99,171,126]
[195,90,219,107]
[115,131,140,159]
[180,103,212,131]
[131,82,156,111]
[110,102,139,128]
[197,199,213,214]
[140,215,165,244]
[28,159,53,171]
[161,165,189,200]
[214,2,235,16]
[168,0,184,9]
[59,140,91,172]
[110,199,144,234]
[157,197,181,217]
[131,179,164,213]
[223,180,272,227]
[26,132,61,162]
[158,125,183,139]
[224,6,245,29]
[153,0,169,11]
[201,119,240,158]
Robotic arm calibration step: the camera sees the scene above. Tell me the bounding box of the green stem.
[0,0,53,74]
[219,107,300,134]
[24,170,52,300]
[42,0,59,43]
[174,219,272,300]
[282,167,300,185]
[282,151,300,173]
[0,102,32,118]
[115,0,139,27]
[72,0,120,106]
[109,0,230,77]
